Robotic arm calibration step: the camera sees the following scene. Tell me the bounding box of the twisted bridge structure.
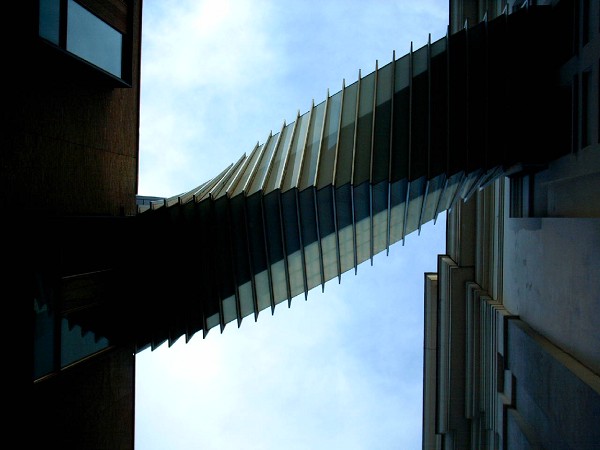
[63,4,571,352]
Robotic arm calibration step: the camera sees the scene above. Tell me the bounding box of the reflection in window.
[33,298,55,379]
[66,0,122,78]
[61,319,109,368]
[38,0,124,79]
[39,0,60,45]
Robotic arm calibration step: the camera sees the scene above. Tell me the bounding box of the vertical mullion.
[315,94,329,291]
[313,188,325,292]
[295,101,315,189]
[333,82,346,282]
[259,194,275,315]
[351,71,362,274]
[402,42,414,245]
[386,51,396,255]
[295,188,309,300]
[277,193,293,307]
[439,26,452,223]
[197,194,226,335]
[257,125,285,315]
[223,196,242,329]
[314,91,331,188]
[242,196,259,321]
[295,104,314,299]
[243,135,270,194]
[260,124,285,193]
[278,112,300,191]
[369,61,379,265]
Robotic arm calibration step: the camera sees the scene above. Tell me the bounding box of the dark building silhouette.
[15,0,598,448]
[11,1,142,448]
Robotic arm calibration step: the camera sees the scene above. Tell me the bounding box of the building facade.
[12,1,144,448]
[422,0,600,448]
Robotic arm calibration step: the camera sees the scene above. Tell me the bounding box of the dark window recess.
[582,69,591,147]
[509,174,534,218]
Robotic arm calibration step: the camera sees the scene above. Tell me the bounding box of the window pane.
[66,0,122,77]
[335,81,358,187]
[281,112,310,192]
[39,0,60,45]
[317,90,342,190]
[60,319,109,368]
[299,100,326,190]
[34,298,55,379]
[354,71,376,186]
[265,122,295,193]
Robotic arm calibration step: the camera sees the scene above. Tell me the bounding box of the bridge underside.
[52,4,573,352]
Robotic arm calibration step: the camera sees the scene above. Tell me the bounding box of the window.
[33,273,112,381]
[66,1,123,78]
[38,0,130,84]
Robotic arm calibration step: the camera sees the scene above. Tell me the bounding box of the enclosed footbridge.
[68,4,573,351]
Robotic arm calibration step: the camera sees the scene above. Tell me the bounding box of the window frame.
[36,0,133,87]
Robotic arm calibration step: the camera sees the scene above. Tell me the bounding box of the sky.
[135,1,449,449]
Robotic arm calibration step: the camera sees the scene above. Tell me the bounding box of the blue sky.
[135,1,448,448]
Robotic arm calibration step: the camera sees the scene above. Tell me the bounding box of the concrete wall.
[503,217,600,374]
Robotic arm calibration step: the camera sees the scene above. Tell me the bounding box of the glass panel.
[430,36,448,178]
[205,156,244,200]
[371,181,388,255]
[66,0,122,77]
[317,91,342,190]
[411,44,429,180]
[222,295,237,325]
[372,208,388,255]
[60,319,109,368]
[336,184,355,274]
[39,0,60,45]
[281,113,310,192]
[354,180,371,264]
[321,233,338,283]
[298,188,319,288]
[405,177,427,236]
[317,187,337,282]
[372,61,394,184]
[353,71,376,186]
[213,198,237,303]
[255,271,271,312]
[265,122,295,193]
[238,282,254,319]
[338,224,354,274]
[437,172,462,212]
[246,194,268,300]
[33,297,55,379]
[248,133,279,196]
[206,313,220,331]
[287,250,305,299]
[212,155,247,199]
[231,143,263,197]
[389,179,408,245]
[270,260,288,305]
[355,216,371,267]
[448,29,468,175]
[299,101,326,190]
[421,174,445,225]
[335,81,359,186]
[304,242,321,291]
[392,54,411,182]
